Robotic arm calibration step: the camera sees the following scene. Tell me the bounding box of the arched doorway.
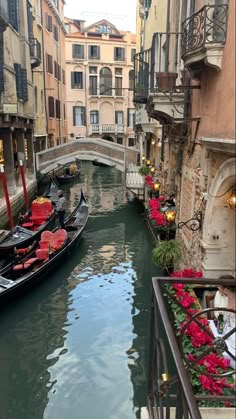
[102,135,114,142]
[202,158,236,278]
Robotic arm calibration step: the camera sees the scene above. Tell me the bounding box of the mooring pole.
[19,160,29,210]
[0,165,14,229]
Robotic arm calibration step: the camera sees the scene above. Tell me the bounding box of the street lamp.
[228,189,236,210]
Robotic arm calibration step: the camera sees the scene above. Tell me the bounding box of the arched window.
[129,70,134,91]
[100,67,112,96]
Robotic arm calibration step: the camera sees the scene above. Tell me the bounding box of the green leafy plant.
[152,239,183,272]
[139,165,150,176]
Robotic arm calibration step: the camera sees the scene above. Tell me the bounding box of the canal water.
[0,162,160,419]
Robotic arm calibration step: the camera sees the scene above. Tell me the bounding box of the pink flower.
[225,402,231,407]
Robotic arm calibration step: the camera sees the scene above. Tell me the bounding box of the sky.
[64,0,137,32]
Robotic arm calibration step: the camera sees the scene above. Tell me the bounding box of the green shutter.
[14,63,22,99]
[21,68,28,102]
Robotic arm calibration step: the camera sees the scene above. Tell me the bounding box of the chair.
[205,293,216,320]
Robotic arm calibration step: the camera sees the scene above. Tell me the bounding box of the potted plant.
[139,165,150,176]
[152,239,183,275]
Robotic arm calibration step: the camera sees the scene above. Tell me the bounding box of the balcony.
[182,4,228,73]
[134,33,185,124]
[29,38,41,68]
[0,0,8,31]
[89,124,126,135]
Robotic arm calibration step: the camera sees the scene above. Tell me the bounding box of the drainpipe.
[41,0,49,150]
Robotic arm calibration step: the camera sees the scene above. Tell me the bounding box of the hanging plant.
[152,239,183,273]
[139,166,150,176]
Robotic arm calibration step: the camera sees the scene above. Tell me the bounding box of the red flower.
[172,283,185,291]
[225,402,231,407]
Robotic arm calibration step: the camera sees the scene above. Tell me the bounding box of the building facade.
[0,0,37,193]
[41,0,67,148]
[134,0,235,277]
[65,18,136,148]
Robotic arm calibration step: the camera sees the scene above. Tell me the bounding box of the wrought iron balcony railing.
[29,38,41,68]
[148,276,236,418]
[133,32,182,104]
[0,0,9,30]
[182,4,228,57]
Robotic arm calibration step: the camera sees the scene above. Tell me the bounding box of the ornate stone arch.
[202,157,236,277]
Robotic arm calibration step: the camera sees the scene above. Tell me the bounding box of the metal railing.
[182,4,228,57]
[134,32,182,104]
[148,276,236,418]
[29,38,41,68]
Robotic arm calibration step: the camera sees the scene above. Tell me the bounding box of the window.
[99,25,110,33]
[117,137,123,145]
[89,66,97,74]
[89,76,97,95]
[63,104,66,120]
[115,68,123,96]
[129,69,134,90]
[131,48,136,62]
[128,138,135,147]
[45,12,52,32]
[73,106,86,126]
[114,47,125,61]
[72,44,84,59]
[55,99,61,119]
[115,111,124,125]
[90,110,99,124]
[65,23,70,33]
[9,0,19,31]
[46,53,53,74]
[100,67,112,96]
[54,61,58,79]
[58,64,61,81]
[14,64,28,102]
[88,45,100,59]
[62,69,65,84]
[48,96,54,117]
[53,25,59,42]
[71,72,83,89]
[36,0,42,25]
[127,108,135,128]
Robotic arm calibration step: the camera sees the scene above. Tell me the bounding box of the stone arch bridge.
[36,138,144,199]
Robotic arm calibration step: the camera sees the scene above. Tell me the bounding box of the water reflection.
[0,163,160,419]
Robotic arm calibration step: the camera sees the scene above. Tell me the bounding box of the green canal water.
[0,162,161,419]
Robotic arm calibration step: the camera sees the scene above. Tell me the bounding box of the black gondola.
[0,179,58,256]
[0,190,89,303]
[55,159,81,185]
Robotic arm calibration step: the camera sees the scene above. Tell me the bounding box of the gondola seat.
[36,248,49,260]
[50,229,67,250]
[21,221,34,229]
[13,257,38,271]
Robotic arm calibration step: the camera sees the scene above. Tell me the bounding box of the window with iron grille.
[88,45,100,59]
[117,137,123,145]
[72,44,84,59]
[46,53,53,74]
[71,72,83,89]
[114,47,125,61]
[55,99,61,119]
[14,64,28,101]
[128,137,135,147]
[8,0,19,31]
[73,106,86,126]
[48,96,54,117]
[90,110,99,124]
[45,12,52,32]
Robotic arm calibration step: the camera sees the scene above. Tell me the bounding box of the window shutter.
[73,106,76,126]
[14,63,22,99]
[21,68,28,102]
[115,111,118,124]
[71,72,74,88]
[82,107,86,126]
[8,0,18,31]
[127,109,130,127]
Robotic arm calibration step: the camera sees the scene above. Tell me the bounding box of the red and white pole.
[0,165,14,229]
[19,159,29,210]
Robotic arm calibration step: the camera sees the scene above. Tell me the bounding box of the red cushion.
[36,248,49,260]
[22,222,34,228]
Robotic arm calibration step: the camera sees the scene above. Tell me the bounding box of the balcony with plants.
[134,32,185,124]
[182,4,229,73]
